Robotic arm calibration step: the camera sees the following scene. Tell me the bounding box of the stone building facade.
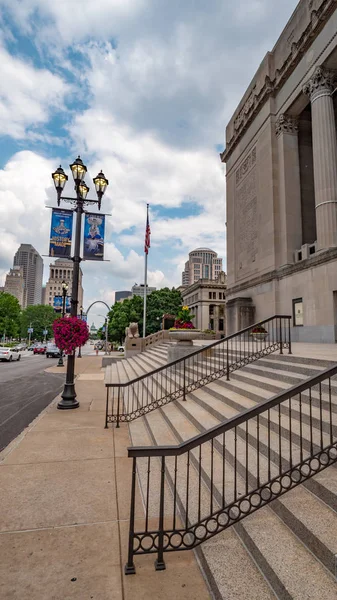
[181,272,226,334]
[44,258,83,311]
[221,0,337,342]
[4,266,25,307]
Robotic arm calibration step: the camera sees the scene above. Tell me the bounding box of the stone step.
[135,389,337,598]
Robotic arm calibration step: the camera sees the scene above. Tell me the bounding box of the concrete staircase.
[113,342,337,599]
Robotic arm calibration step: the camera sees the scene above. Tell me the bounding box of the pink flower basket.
[53,316,89,355]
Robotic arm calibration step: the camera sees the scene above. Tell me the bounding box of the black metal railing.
[105,315,291,427]
[124,365,337,574]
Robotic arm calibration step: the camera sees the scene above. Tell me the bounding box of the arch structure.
[85,300,110,318]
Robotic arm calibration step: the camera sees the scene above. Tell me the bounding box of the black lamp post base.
[57,357,64,367]
[58,383,79,410]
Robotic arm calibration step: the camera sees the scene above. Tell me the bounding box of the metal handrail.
[105,315,292,427]
[128,365,337,456]
[125,363,337,574]
[106,315,291,388]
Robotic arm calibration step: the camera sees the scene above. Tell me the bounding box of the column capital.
[303,65,336,101]
[276,114,298,137]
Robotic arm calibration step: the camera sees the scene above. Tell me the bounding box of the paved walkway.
[0,356,211,600]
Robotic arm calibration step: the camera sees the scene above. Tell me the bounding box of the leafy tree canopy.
[0,292,21,339]
[107,287,182,341]
[21,304,57,342]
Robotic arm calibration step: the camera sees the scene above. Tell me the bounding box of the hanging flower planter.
[53,317,89,355]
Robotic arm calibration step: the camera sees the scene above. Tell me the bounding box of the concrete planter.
[169,329,202,344]
[168,329,202,361]
[251,332,268,342]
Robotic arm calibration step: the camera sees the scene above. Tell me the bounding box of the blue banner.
[83,213,105,261]
[53,296,62,311]
[49,208,73,257]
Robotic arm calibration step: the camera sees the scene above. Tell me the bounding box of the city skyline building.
[115,290,132,303]
[181,248,223,286]
[44,258,83,312]
[131,283,156,298]
[13,243,43,307]
[4,266,25,307]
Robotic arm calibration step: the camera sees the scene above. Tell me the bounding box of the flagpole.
[143,251,148,338]
[143,203,149,338]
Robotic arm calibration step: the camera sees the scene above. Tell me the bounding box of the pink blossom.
[53,317,89,355]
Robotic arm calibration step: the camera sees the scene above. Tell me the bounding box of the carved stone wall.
[235,147,258,280]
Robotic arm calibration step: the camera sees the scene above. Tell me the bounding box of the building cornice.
[221,0,337,163]
[226,248,337,298]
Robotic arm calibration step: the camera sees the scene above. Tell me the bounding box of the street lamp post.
[78,306,83,358]
[57,280,69,368]
[52,157,109,409]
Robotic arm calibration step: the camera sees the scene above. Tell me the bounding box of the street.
[0,351,64,452]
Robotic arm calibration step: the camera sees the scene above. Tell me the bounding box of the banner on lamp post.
[49,208,73,257]
[53,296,62,311]
[83,213,105,261]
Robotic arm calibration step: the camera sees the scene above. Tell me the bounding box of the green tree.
[107,296,143,343]
[21,304,57,342]
[107,287,182,341]
[0,292,21,340]
[146,287,182,335]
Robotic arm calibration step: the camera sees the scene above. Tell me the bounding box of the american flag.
[144,204,151,254]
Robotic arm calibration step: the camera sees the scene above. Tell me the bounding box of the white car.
[0,347,21,362]
[117,346,125,352]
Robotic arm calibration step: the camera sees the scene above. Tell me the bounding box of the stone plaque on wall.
[235,147,258,280]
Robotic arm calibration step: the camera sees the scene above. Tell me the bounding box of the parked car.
[117,346,125,352]
[33,345,47,355]
[46,344,61,358]
[0,347,21,362]
[13,343,27,351]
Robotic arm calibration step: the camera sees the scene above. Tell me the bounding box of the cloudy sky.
[0,0,298,327]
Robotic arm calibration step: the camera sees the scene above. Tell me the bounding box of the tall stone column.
[276,114,302,265]
[303,66,337,249]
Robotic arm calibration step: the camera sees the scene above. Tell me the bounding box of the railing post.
[288,318,292,354]
[125,457,137,575]
[116,388,120,429]
[105,387,109,429]
[226,339,230,380]
[183,360,186,401]
[155,456,166,571]
[279,318,283,355]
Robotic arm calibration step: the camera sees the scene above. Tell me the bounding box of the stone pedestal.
[303,66,337,249]
[168,340,197,362]
[226,297,255,335]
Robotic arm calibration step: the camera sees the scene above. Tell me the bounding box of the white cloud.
[0,45,68,139]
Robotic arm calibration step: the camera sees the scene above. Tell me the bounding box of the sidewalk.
[0,356,211,600]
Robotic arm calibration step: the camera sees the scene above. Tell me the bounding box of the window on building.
[219,318,224,331]
[209,292,212,299]
[219,292,222,300]
[293,298,303,326]
[212,292,216,299]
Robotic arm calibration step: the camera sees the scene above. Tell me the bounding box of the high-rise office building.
[181,248,223,286]
[13,244,43,307]
[131,283,156,298]
[44,258,84,310]
[115,290,132,303]
[4,266,25,307]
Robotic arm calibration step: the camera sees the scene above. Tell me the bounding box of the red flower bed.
[53,316,89,355]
